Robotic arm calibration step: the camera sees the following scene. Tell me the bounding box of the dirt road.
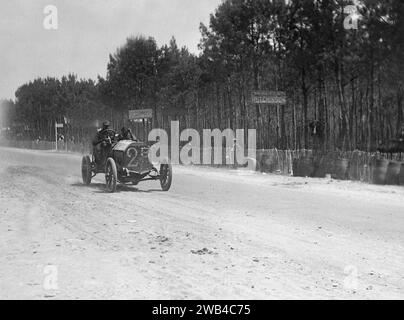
[0,147,403,299]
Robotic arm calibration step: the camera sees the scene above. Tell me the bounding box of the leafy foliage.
[3,0,404,150]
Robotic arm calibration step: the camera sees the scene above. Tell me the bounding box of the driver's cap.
[102,121,110,128]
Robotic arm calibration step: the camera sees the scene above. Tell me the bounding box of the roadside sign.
[55,123,64,128]
[252,91,287,105]
[129,109,153,120]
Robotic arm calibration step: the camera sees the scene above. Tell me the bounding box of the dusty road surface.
[0,146,404,300]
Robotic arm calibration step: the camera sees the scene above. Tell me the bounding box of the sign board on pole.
[129,109,153,120]
[54,122,62,151]
[252,91,287,105]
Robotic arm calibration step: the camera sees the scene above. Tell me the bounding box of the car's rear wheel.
[160,163,172,191]
[81,156,92,185]
[105,158,118,193]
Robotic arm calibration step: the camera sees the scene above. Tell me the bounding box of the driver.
[92,121,115,167]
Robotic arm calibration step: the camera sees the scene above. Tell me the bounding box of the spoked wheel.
[81,156,92,185]
[160,162,172,191]
[105,158,118,193]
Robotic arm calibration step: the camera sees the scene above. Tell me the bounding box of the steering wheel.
[105,128,116,136]
[96,129,115,147]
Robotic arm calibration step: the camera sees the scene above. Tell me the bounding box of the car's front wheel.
[105,158,118,193]
[160,162,172,191]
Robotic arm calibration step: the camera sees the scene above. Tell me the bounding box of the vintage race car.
[81,133,172,193]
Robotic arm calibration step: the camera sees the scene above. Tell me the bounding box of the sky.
[0,0,222,100]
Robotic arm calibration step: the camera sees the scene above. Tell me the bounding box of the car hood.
[113,140,147,152]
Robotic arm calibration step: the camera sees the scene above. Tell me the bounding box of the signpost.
[129,109,153,120]
[252,91,287,148]
[129,109,153,141]
[252,91,287,105]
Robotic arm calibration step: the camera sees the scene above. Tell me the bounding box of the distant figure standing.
[118,127,136,141]
[398,125,404,141]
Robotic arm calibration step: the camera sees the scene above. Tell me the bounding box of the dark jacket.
[92,128,112,146]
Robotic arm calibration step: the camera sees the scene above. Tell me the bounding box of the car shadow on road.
[71,183,163,194]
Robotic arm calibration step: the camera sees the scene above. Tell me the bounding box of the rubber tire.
[160,163,173,191]
[105,158,118,193]
[82,156,92,185]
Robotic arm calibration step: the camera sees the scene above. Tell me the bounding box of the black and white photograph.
[0,0,403,303]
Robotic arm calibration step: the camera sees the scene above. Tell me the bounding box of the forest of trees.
[1,0,403,151]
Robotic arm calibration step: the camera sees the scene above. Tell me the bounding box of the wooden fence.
[1,139,403,186]
[256,149,404,186]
